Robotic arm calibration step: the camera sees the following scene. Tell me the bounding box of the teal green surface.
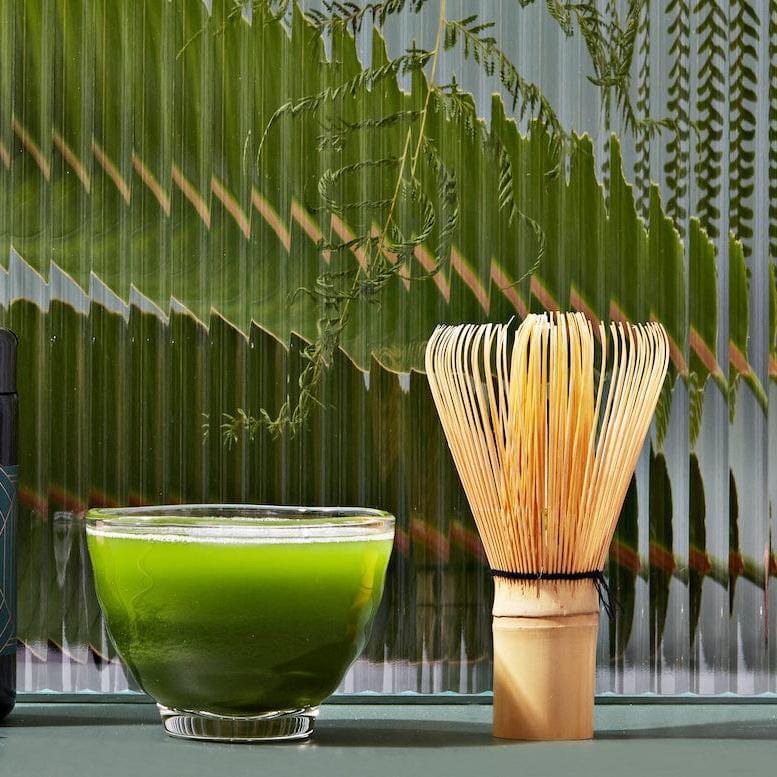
[2,704,777,777]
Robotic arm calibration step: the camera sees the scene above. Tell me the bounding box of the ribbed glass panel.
[0,0,774,696]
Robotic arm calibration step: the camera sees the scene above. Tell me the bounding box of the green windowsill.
[2,703,777,776]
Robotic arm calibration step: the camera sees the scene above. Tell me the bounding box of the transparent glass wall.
[0,0,775,696]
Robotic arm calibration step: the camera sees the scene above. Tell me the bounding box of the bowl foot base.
[158,704,319,742]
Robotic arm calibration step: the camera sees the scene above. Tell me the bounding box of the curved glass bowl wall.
[86,505,394,740]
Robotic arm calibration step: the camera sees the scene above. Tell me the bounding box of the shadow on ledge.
[315,718,497,748]
[598,719,777,740]
[1,704,157,729]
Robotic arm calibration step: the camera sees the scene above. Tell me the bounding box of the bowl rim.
[85,503,395,542]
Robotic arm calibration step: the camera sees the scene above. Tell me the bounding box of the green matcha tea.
[87,516,393,716]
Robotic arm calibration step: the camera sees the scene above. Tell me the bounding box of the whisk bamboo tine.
[425,313,669,741]
[427,315,668,573]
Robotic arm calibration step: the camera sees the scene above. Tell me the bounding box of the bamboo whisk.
[425,312,669,740]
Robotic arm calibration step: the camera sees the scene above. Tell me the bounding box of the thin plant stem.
[411,0,446,177]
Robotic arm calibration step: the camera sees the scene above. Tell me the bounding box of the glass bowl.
[85,504,394,742]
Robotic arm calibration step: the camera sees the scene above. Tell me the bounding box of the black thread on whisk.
[489,569,619,620]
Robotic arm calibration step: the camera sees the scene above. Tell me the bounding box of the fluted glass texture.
[0,0,775,696]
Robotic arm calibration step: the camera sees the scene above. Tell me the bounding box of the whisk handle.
[492,611,598,741]
[491,578,600,741]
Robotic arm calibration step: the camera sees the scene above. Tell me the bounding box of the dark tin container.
[0,329,18,720]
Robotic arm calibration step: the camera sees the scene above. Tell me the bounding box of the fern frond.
[665,0,691,231]
[317,157,402,213]
[178,0,289,58]
[770,1,777,260]
[768,0,777,260]
[432,79,481,140]
[635,1,651,220]
[420,138,459,273]
[443,16,565,143]
[306,0,430,34]
[256,52,432,160]
[317,111,422,151]
[729,0,760,257]
[694,0,727,239]
[555,0,643,133]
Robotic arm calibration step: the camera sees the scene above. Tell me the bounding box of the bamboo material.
[425,313,669,740]
[492,578,599,740]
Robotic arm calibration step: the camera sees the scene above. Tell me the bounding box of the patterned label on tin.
[0,465,17,657]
